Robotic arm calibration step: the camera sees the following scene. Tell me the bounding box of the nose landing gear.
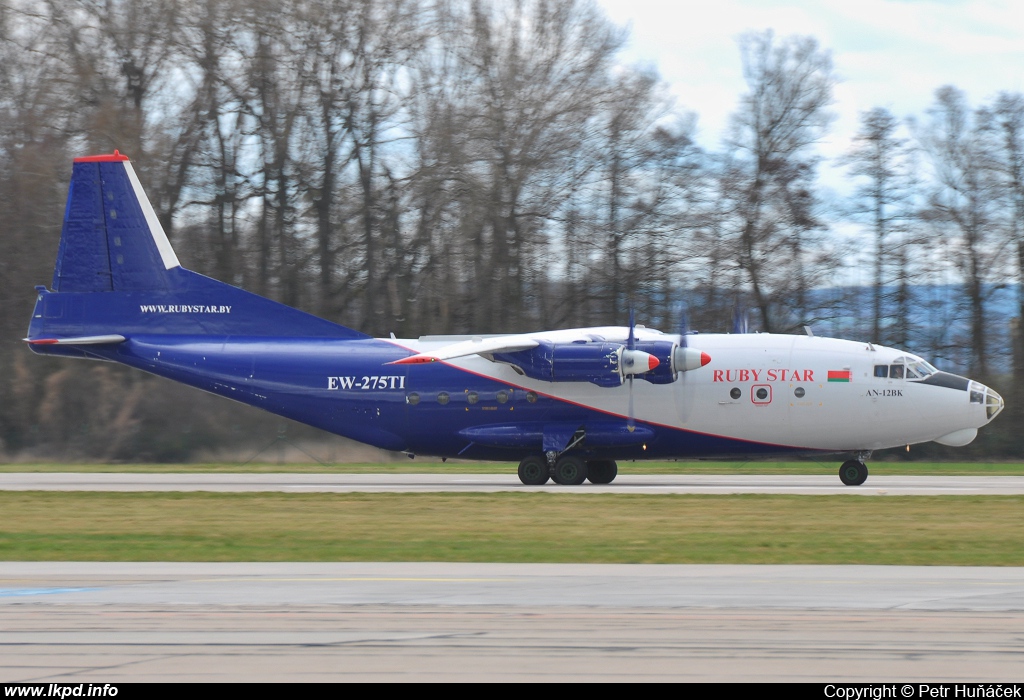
[839,459,868,486]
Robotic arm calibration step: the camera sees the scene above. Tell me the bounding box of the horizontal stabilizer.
[25,335,126,345]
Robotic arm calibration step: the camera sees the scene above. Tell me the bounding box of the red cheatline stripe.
[73,149,130,163]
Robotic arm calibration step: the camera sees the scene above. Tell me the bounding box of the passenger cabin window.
[874,365,888,378]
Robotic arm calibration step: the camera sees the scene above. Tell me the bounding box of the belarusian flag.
[827,370,852,383]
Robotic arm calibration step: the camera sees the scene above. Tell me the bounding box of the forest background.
[2,0,1023,462]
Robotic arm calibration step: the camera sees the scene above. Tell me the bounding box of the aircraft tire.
[839,460,868,486]
[552,455,588,485]
[518,455,550,485]
[586,460,618,484]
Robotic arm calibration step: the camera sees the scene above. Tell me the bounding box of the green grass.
[3,460,1024,474]
[1,491,1021,565]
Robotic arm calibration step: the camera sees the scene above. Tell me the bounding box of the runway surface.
[3,472,1024,495]
[2,563,1024,682]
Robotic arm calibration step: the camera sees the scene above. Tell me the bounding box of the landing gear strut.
[839,459,868,486]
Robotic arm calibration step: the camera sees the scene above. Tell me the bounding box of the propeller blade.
[624,306,643,432]
[627,306,636,351]
[732,305,749,334]
[677,303,690,348]
[627,375,635,432]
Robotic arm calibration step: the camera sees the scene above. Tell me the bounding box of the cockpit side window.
[889,364,904,379]
[874,365,888,378]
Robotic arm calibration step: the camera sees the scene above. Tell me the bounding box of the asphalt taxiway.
[2,472,1024,495]
[2,563,1024,682]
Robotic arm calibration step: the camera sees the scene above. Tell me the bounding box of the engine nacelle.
[634,340,711,384]
[493,341,659,387]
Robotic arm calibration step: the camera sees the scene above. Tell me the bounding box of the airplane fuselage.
[48,325,1000,462]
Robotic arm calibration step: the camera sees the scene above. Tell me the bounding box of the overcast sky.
[596,0,1024,171]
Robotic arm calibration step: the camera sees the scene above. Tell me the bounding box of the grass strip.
[4,461,1024,475]
[1,491,1021,565]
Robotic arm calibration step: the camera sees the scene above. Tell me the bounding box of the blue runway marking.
[0,587,97,597]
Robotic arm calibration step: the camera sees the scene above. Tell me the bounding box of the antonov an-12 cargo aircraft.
[25,152,1004,485]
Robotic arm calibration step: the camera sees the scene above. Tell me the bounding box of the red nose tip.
[648,355,660,371]
[700,352,711,366]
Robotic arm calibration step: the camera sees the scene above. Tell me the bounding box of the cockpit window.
[874,365,888,378]
[886,356,937,381]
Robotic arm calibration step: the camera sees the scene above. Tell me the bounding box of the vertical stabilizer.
[32,151,369,341]
[53,150,180,292]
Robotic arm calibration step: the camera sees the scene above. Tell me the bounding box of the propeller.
[618,309,660,432]
[672,302,710,374]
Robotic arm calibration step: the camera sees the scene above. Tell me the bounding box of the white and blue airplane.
[25,152,1004,485]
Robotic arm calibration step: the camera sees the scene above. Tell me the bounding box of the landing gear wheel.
[518,455,550,485]
[839,460,868,486]
[586,460,618,484]
[552,455,588,485]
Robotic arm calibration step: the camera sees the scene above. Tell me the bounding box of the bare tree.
[429,0,626,332]
[720,30,836,332]
[842,107,919,345]
[919,86,1007,377]
[988,93,1024,378]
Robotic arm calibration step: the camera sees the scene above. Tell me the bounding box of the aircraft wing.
[390,335,539,364]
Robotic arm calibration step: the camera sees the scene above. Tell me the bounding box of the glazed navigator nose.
[970,382,1004,421]
[985,387,1004,421]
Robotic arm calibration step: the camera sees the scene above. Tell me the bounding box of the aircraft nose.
[971,381,1004,421]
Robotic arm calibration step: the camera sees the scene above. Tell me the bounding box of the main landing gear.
[839,459,868,486]
[516,455,618,486]
[517,455,549,485]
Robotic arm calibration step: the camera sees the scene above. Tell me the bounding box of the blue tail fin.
[28,151,368,343]
[53,151,181,292]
